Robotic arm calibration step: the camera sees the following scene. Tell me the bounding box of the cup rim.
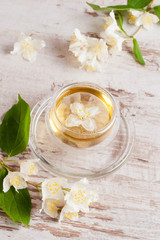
[47,82,118,138]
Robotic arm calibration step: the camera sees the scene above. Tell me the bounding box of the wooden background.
[0,0,160,239]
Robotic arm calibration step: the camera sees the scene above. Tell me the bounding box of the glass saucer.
[29,97,135,180]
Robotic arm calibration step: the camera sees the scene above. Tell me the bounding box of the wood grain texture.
[0,0,160,239]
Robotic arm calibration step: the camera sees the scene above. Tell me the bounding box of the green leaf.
[133,38,145,65]
[154,6,160,19]
[128,0,152,8]
[0,166,31,226]
[117,12,129,36]
[87,2,144,11]
[0,94,31,157]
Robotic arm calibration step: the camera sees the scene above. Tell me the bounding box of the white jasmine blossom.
[3,172,28,192]
[20,159,39,175]
[64,178,98,213]
[128,10,159,30]
[83,37,108,71]
[69,28,88,64]
[103,10,119,32]
[128,9,142,25]
[42,178,67,203]
[59,204,78,222]
[42,198,63,219]
[41,178,67,218]
[65,102,99,132]
[82,57,102,72]
[136,12,159,30]
[69,28,108,71]
[100,31,124,55]
[10,32,46,62]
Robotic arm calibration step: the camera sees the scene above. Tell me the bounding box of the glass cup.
[46,82,120,148]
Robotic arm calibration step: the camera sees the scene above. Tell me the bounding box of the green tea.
[49,86,114,148]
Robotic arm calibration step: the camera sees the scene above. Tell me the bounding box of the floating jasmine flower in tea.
[56,91,109,134]
[48,83,117,148]
[65,102,99,132]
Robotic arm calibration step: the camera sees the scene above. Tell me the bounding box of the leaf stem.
[120,29,130,37]
[124,37,132,41]
[3,159,19,163]
[0,158,14,171]
[3,157,10,161]
[132,25,143,38]
[147,0,155,10]
[26,181,42,194]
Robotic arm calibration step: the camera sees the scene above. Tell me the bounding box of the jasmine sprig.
[116,12,145,65]
[87,0,160,66]
[0,157,42,193]
[0,95,98,225]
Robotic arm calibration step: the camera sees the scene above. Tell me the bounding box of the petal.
[86,38,108,63]
[77,50,88,64]
[87,106,99,118]
[64,178,98,213]
[74,28,87,43]
[10,42,22,55]
[152,14,159,23]
[3,174,11,192]
[82,118,97,132]
[11,172,28,191]
[56,102,69,123]
[79,178,89,185]
[19,32,28,41]
[42,199,59,218]
[65,114,82,128]
[90,190,98,203]
[74,28,82,40]
[69,28,88,55]
[22,50,37,63]
[70,102,84,115]
[59,204,78,222]
[102,10,119,33]
[42,178,66,205]
[32,39,46,50]
[102,32,124,55]
[20,159,39,175]
[82,57,102,72]
[110,10,116,20]
[136,12,159,29]
[3,172,28,192]
[129,9,142,17]
[65,188,89,212]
